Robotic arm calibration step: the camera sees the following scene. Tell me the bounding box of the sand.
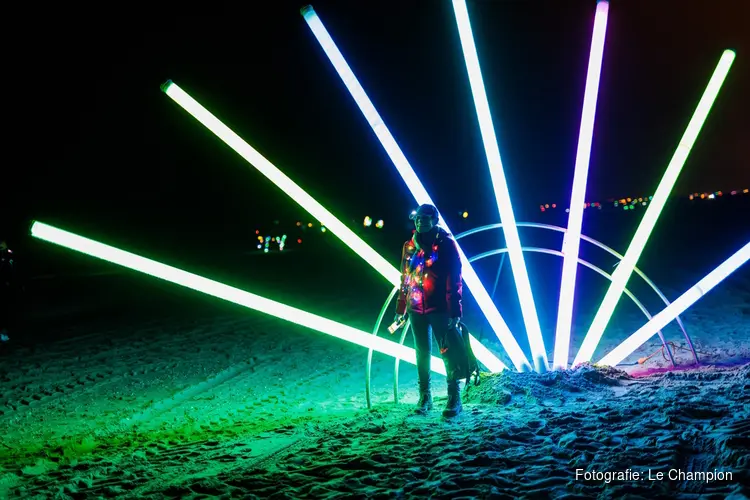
[1,271,749,499]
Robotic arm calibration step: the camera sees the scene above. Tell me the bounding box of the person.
[394,204,470,417]
[0,239,20,343]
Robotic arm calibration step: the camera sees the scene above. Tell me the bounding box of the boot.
[415,380,433,415]
[442,380,462,417]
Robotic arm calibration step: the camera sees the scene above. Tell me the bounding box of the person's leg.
[409,313,433,413]
[429,312,467,417]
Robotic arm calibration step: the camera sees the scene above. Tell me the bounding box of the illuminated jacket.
[395,228,463,317]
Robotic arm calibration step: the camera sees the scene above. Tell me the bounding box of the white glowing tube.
[451,0,546,372]
[301,5,531,372]
[599,241,750,367]
[553,1,610,370]
[574,50,736,366]
[163,81,506,374]
[31,221,449,375]
[162,81,400,285]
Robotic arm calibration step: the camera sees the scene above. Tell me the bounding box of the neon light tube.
[30,221,448,375]
[301,5,531,372]
[451,0,546,371]
[161,81,398,285]
[553,1,610,370]
[161,82,506,373]
[574,49,736,366]
[599,241,750,367]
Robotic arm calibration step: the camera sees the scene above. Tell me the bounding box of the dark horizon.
[5,1,749,242]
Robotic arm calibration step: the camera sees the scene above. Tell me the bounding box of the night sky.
[6,0,749,240]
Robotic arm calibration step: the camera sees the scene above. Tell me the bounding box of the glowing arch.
[455,222,693,354]
[364,223,697,409]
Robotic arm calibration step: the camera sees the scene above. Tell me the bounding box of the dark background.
[2,1,748,349]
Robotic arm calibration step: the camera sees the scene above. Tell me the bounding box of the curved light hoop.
[455,222,695,360]
[366,285,399,408]
[471,247,675,367]
[365,284,414,409]
[366,239,694,409]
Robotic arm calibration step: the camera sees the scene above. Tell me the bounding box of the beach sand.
[0,263,748,499]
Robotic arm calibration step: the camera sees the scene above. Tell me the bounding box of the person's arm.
[444,238,463,319]
[395,242,408,315]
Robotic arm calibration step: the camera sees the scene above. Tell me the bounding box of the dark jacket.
[396,228,463,317]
